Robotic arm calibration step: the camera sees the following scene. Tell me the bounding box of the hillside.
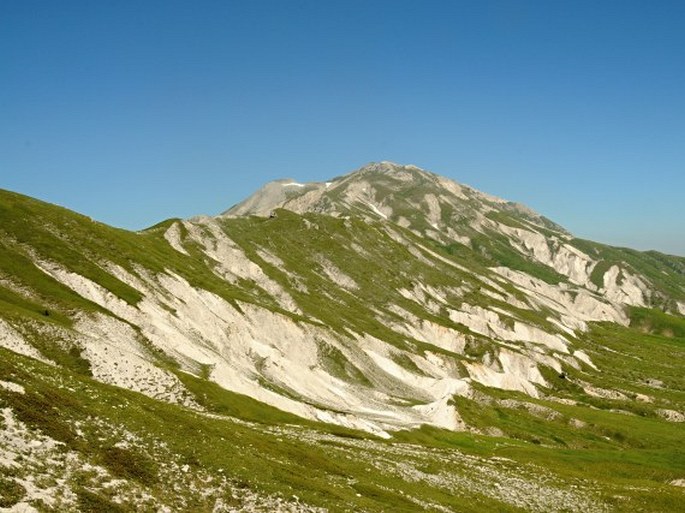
[1,162,684,511]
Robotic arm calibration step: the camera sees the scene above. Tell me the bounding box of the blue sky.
[2,0,684,255]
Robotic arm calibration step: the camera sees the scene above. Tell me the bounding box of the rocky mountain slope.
[1,161,684,511]
[225,162,684,311]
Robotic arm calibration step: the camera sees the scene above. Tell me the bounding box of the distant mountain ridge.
[224,161,566,234]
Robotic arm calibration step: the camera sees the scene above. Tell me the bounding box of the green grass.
[588,259,614,289]
[441,231,567,285]
[173,370,310,425]
[100,446,158,485]
[629,306,685,338]
[0,189,283,323]
[75,488,131,513]
[0,476,26,508]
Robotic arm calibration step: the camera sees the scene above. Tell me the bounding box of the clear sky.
[2,1,684,255]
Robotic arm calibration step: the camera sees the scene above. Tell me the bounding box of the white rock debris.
[163,222,189,255]
[183,219,302,314]
[75,313,199,407]
[0,319,51,364]
[465,348,547,398]
[449,303,570,353]
[656,409,685,422]
[0,380,25,395]
[0,408,327,513]
[492,267,629,327]
[678,301,685,316]
[316,256,358,290]
[493,223,596,287]
[601,265,648,306]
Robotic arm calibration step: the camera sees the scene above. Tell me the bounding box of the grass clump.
[0,476,26,508]
[100,447,158,486]
[75,488,131,513]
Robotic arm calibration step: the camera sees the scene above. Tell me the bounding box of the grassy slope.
[0,190,572,407]
[0,348,525,512]
[351,171,571,285]
[570,238,685,306]
[398,310,685,511]
[1,317,684,512]
[218,209,569,349]
[0,189,280,321]
[0,188,684,510]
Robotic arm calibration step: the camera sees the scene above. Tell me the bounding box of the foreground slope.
[1,319,684,511]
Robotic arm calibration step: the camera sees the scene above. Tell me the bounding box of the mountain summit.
[224,161,565,239]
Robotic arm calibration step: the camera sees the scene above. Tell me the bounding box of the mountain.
[1,162,684,512]
[225,161,566,235]
[225,162,683,311]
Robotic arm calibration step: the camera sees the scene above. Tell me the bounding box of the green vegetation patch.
[442,231,566,285]
[75,488,131,513]
[174,370,308,425]
[629,307,685,338]
[100,446,158,485]
[0,476,26,508]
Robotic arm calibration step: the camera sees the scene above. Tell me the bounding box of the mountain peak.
[222,162,565,240]
[357,160,423,172]
[352,161,432,180]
